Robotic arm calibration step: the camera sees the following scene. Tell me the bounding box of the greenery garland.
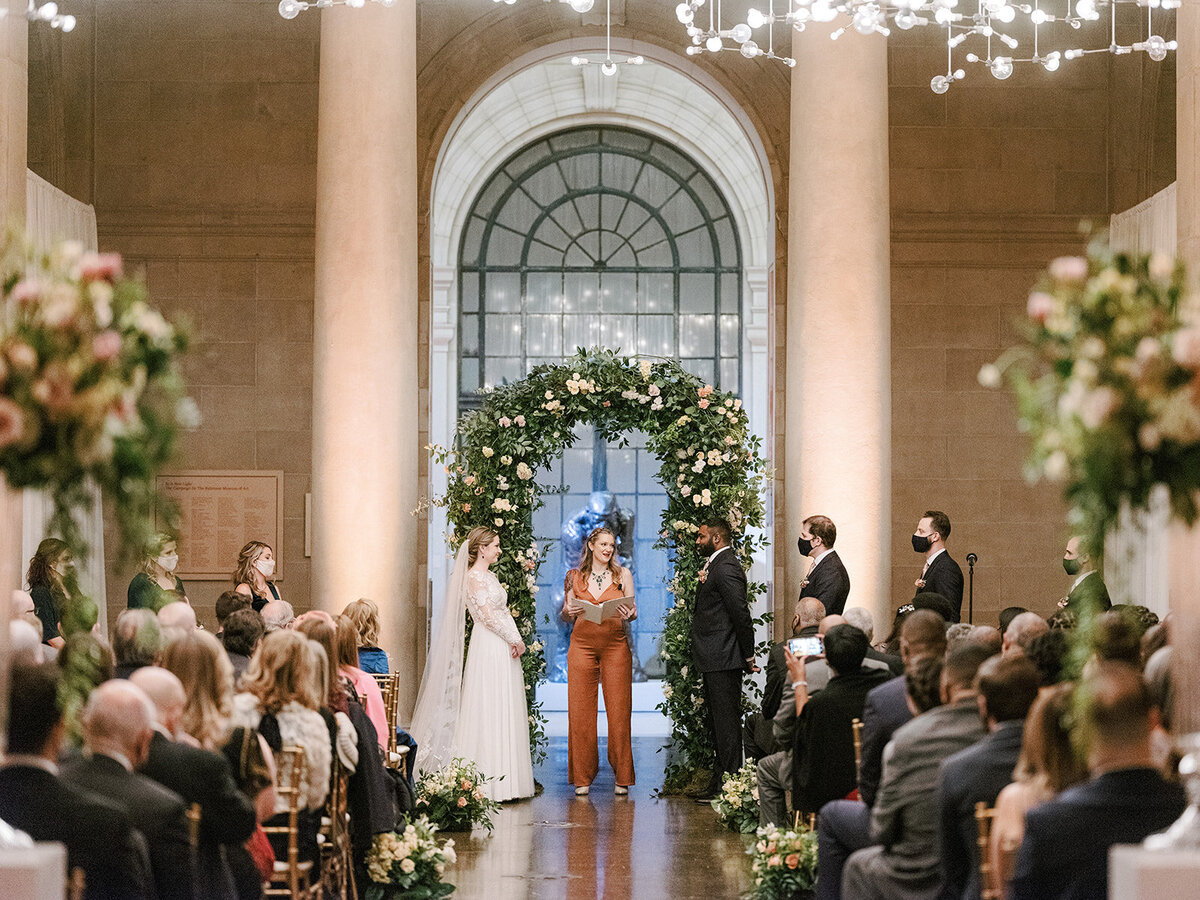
[430,348,770,784]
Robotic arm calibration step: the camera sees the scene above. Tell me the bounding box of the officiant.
[561,526,637,796]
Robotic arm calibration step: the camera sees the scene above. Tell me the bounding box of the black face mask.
[797,536,814,557]
[1063,557,1083,576]
[912,534,933,553]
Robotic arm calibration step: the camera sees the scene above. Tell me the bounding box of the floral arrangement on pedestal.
[364,816,457,900]
[710,759,759,833]
[0,233,193,715]
[979,244,1200,559]
[414,758,501,833]
[746,823,819,899]
[429,348,770,787]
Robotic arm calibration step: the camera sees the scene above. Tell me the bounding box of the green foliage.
[746,823,819,898]
[710,760,761,833]
[364,816,457,899]
[430,349,770,781]
[414,758,502,833]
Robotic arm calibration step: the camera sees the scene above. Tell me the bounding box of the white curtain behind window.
[1104,183,1177,618]
[24,171,108,633]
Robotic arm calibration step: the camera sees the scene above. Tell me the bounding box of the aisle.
[445,736,753,899]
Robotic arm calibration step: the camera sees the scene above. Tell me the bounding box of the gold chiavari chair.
[372,672,408,776]
[264,746,320,900]
[318,755,356,900]
[975,801,1002,900]
[186,802,202,851]
[852,718,865,784]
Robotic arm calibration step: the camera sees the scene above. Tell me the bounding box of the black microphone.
[966,553,978,567]
[965,553,977,624]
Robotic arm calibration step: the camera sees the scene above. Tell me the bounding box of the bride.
[409,525,535,802]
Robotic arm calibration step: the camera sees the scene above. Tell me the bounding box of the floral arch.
[431,349,769,786]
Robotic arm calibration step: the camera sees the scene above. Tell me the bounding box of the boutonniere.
[799,578,809,590]
[698,569,708,584]
[914,578,926,590]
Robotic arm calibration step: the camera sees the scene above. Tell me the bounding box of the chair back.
[372,673,402,762]
[263,746,317,899]
[186,802,202,850]
[851,718,864,783]
[320,755,355,900]
[975,801,1002,900]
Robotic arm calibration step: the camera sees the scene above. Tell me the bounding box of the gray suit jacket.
[870,698,987,881]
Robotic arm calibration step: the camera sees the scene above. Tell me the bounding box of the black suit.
[1065,570,1112,617]
[800,550,851,615]
[0,763,153,900]
[1011,768,1186,900]
[745,628,819,760]
[936,720,1024,900]
[63,753,196,900]
[917,551,965,622]
[691,546,754,792]
[858,675,915,808]
[140,731,256,900]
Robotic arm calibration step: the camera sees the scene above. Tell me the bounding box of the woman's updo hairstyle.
[465,526,499,566]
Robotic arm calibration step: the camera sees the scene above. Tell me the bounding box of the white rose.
[482,447,494,458]
[977,363,1001,388]
[400,858,416,874]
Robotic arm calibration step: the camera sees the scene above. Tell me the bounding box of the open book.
[575,595,633,624]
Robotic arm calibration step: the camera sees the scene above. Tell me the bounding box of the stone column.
[313,1,419,716]
[784,24,891,630]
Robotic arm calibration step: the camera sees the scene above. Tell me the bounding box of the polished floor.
[447,736,753,899]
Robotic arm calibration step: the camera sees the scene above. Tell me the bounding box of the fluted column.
[784,25,891,630]
[313,2,419,716]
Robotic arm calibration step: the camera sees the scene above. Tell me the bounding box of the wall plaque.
[156,470,284,580]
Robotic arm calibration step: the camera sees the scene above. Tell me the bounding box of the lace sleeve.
[466,571,522,646]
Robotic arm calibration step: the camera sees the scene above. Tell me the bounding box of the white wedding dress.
[409,547,534,803]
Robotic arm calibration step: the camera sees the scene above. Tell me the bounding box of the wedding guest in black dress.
[233,540,281,612]
[26,537,70,650]
[127,533,186,611]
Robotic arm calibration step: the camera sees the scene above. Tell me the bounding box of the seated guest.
[63,680,194,900]
[815,611,948,900]
[59,632,116,687]
[131,666,256,900]
[844,606,902,676]
[998,606,1028,636]
[260,598,296,633]
[786,625,891,819]
[160,629,235,750]
[10,617,45,663]
[1001,612,1048,659]
[232,630,333,864]
[841,645,992,900]
[336,613,389,749]
[158,599,198,641]
[879,593,954,654]
[222,607,266,683]
[1058,536,1111,616]
[127,534,185,612]
[944,623,974,651]
[968,625,1003,656]
[937,655,1040,900]
[989,682,1086,892]
[1091,608,1145,669]
[0,662,152,900]
[12,588,41,632]
[215,589,252,637]
[1011,662,1186,900]
[1025,628,1070,686]
[112,608,163,679]
[797,515,851,615]
[745,597,825,761]
[343,598,389,673]
[804,615,894,697]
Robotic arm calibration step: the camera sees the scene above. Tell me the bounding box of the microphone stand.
[966,553,978,624]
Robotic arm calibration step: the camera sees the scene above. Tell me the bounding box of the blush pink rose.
[1049,256,1088,283]
[1173,327,1200,370]
[92,330,122,362]
[78,252,123,282]
[456,797,468,808]
[1026,292,1056,324]
[10,280,39,305]
[698,398,710,409]
[0,397,26,448]
[6,342,37,373]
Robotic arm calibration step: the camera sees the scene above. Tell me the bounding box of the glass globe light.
[740,40,760,58]
[811,1,837,23]
[1041,52,1061,71]
[39,3,57,20]
[278,0,301,19]
[706,34,723,52]
[1075,0,1099,20]
[990,56,1014,79]
[676,2,693,24]
[993,4,1016,23]
[852,8,878,34]
[931,74,951,94]
[1145,35,1168,62]
[60,13,75,30]
[380,0,395,7]
[730,22,752,44]
[601,61,617,76]
[571,56,588,66]
[568,0,594,12]
[628,55,644,65]
[746,7,764,28]
[895,9,918,29]
[1030,8,1048,24]
[686,45,703,55]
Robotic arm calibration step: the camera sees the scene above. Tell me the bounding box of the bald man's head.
[129,666,186,735]
[818,614,847,635]
[158,601,197,639]
[261,599,296,632]
[81,680,156,765]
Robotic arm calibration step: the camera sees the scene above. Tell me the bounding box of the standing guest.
[1011,662,1186,900]
[797,515,851,615]
[561,526,637,796]
[690,518,756,802]
[745,597,825,761]
[159,629,235,750]
[911,511,965,622]
[131,666,257,900]
[1058,536,1111,616]
[1001,611,1049,658]
[0,662,153,900]
[261,598,296,633]
[841,645,992,900]
[845,607,903,676]
[127,534,185,612]
[63,680,194,900]
[233,540,280,612]
[335,613,389,749]
[343,598,389,673]
[989,683,1086,891]
[158,599,198,641]
[26,537,70,649]
[215,589,252,636]
[112,608,163,679]
[937,655,1040,900]
[222,607,266,683]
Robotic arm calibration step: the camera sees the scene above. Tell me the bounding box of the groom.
[692,518,756,801]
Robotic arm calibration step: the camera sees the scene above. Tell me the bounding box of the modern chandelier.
[571,0,646,74]
[674,0,1179,92]
[24,0,76,32]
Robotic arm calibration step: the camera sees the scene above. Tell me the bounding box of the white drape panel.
[1103,183,1177,618]
[23,170,107,633]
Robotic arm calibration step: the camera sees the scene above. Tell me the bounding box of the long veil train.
[408,541,470,778]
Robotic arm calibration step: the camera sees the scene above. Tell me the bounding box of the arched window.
[457,125,744,686]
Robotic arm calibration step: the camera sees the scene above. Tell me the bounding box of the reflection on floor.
[447,736,752,899]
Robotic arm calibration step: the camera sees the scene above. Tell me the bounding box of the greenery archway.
[431,349,769,786]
